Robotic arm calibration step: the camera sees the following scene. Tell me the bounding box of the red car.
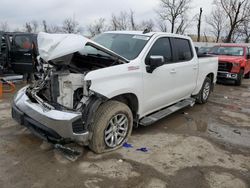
[209,44,250,86]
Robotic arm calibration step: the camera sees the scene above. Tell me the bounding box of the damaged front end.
[12,32,127,145]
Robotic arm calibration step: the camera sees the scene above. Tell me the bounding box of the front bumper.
[12,87,89,144]
[217,71,238,80]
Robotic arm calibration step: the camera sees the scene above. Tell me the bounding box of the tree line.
[1,0,250,43]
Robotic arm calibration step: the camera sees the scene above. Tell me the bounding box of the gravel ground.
[0,80,250,188]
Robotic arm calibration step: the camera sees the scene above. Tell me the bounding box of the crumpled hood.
[37,32,129,63]
[218,55,245,63]
[38,32,91,62]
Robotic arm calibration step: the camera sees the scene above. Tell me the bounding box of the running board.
[139,98,195,126]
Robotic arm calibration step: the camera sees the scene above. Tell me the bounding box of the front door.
[142,37,178,115]
[11,34,34,73]
[0,34,8,74]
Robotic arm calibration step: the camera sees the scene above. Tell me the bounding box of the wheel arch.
[111,93,139,120]
[206,72,215,91]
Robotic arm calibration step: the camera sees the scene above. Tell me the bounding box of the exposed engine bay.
[26,50,122,111]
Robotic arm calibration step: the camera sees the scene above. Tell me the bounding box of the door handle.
[170,69,176,74]
[24,53,31,56]
[193,66,198,70]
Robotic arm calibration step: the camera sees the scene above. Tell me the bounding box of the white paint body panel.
[84,32,218,118]
[38,31,218,119]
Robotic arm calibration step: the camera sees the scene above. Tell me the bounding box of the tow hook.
[54,144,81,162]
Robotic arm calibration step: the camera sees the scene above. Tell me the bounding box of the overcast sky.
[0,0,214,33]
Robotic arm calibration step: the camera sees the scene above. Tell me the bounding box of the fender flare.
[81,92,108,130]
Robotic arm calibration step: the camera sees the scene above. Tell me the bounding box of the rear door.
[169,37,198,101]
[10,34,34,73]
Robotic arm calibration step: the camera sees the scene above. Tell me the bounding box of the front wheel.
[244,71,250,79]
[235,69,244,86]
[196,77,212,104]
[89,100,133,153]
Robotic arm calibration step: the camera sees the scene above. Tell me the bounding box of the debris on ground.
[136,147,148,152]
[54,144,82,162]
[123,143,133,148]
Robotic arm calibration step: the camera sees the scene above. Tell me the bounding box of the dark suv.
[0,32,38,74]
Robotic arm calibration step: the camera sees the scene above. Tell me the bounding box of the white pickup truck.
[12,31,218,153]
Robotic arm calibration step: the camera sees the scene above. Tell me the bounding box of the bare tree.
[139,19,155,31]
[203,32,208,42]
[0,21,10,32]
[31,20,39,33]
[41,20,62,33]
[197,8,203,42]
[157,20,168,32]
[62,17,79,33]
[206,7,225,43]
[42,20,48,32]
[175,15,189,34]
[130,10,138,30]
[49,25,62,33]
[110,10,141,31]
[157,0,192,33]
[214,0,250,43]
[88,18,107,37]
[110,11,130,30]
[240,20,250,43]
[25,22,32,33]
[24,20,39,33]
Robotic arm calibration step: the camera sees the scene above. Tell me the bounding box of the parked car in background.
[12,31,218,153]
[0,32,38,74]
[198,46,212,54]
[209,44,250,86]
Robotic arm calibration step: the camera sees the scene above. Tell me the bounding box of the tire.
[89,100,133,153]
[235,69,244,86]
[196,77,212,104]
[244,71,250,79]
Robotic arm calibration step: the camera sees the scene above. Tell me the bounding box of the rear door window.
[172,38,193,62]
[13,35,32,50]
[146,37,172,63]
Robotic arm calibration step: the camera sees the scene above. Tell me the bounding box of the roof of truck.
[104,31,191,39]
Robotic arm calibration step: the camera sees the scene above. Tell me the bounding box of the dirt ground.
[0,80,250,188]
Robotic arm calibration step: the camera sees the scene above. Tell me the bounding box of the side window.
[172,38,193,62]
[1,36,6,53]
[14,36,32,50]
[146,37,172,63]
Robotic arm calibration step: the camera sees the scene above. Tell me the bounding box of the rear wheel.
[89,100,133,153]
[196,77,212,104]
[235,69,244,86]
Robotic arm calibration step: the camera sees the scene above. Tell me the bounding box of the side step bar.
[139,98,195,126]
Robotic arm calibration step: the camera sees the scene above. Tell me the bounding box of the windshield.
[209,46,244,56]
[92,33,150,60]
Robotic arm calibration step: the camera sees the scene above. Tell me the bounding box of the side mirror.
[146,55,165,73]
[247,54,250,59]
